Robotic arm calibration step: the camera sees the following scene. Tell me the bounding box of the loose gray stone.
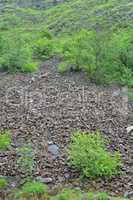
[124,191,133,198]
[127,126,133,134]
[48,144,59,156]
[36,177,53,184]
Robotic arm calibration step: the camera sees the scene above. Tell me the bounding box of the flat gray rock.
[36,177,53,184]
[48,144,59,156]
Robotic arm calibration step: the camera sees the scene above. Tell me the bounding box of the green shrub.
[67,131,121,178]
[51,189,83,200]
[99,30,133,85]
[0,131,11,150]
[16,145,35,175]
[0,34,37,72]
[16,181,48,198]
[58,30,97,75]
[57,29,133,86]
[0,178,8,189]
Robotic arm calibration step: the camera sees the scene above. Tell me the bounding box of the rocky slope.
[0,58,132,197]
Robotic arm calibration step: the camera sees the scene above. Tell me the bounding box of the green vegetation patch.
[0,131,12,150]
[16,144,35,175]
[67,131,121,178]
[0,0,133,86]
[0,178,8,189]
[0,33,37,72]
[51,188,83,200]
[16,181,48,198]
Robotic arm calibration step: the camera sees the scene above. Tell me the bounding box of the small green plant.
[16,181,48,198]
[0,178,8,200]
[86,192,109,200]
[16,144,35,175]
[67,131,121,178]
[0,131,11,150]
[0,178,8,189]
[51,189,83,200]
[96,192,109,200]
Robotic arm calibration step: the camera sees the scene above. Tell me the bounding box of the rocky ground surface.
[0,58,132,197]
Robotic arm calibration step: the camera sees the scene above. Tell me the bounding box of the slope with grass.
[0,0,133,85]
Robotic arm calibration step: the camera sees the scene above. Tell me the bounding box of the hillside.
[0,0,133,85]
[1,0,133,34]
[0,0,133,200]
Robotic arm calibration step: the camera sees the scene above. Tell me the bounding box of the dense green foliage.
[0,34,37,72]
[58,30,97,75]
[0,131,11,150]
[67,131,121,178]
[33,28,133,86]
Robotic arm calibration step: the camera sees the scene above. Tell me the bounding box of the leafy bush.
[0,178,8,189]
[58,30,97,75]
[16,181,48,198]
[98,30,133,85]
[16,145,35,175]
[0,34,37,72]
[57,29,133,86]
[67,131,121,178]
[51,189,83,200]
[0,131,11,150]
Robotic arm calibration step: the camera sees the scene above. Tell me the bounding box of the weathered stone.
[48,144,59,156]
[127,126,133,134]
[36,176,53,184]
